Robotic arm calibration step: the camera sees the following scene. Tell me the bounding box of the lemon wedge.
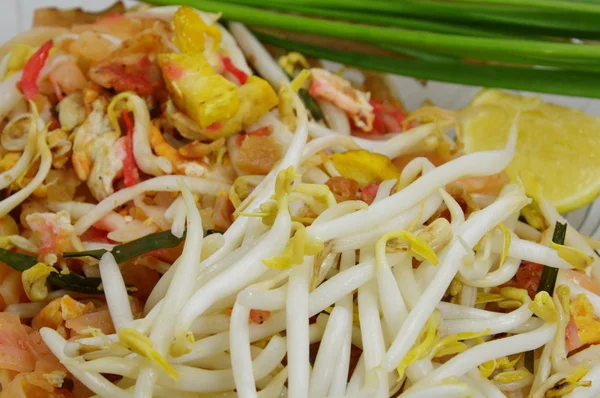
[461,89,600,213]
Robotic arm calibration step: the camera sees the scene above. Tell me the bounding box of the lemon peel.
[549,242,593,270]
[22,263,58,301]
[117,328,180,381]
[463,90,600,213]
[376,230,439,266]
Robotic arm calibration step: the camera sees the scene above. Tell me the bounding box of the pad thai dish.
[0,3,600,398]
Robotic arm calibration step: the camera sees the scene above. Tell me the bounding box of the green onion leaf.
[298,89,324,121]
[64,229,186,262]
[0,249,103,294]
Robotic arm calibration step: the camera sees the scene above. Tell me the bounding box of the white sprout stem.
[465,369,506,398]
[0,72,23,121]
[414,323,556,389]
[437,302,499,320]
[463,256,521,288]
[309,297,352,396]
[218,23,252,75]
[514,221,542,241]
[327,369,380,398]
[405,359,435,383]
[40,328,132,398]
[175,257,368,364]
[129,94,172,175]
[459,285,477,307]
[308,121,436,159]
[440,300,533,336]
[346,354,365,394]
[384,189,529,371]
[44,201,127,231]
[327,250,356,396]
[332,193,443,252]
[302,134,361,161]
[531,341,553,394]
[144,260,178,315]
[149,180,204,354]
[175,208,291,337]
[185,80,308,294]
[230,302,257,398]
[286,257,313,398]
[99,253,133,331]
[377,248,408,338]
[0,117,37,190]
[307,122,517,243]
[0,122,51,218]
[74,176,228,234]
[501,237,571,269]
[134,367,157,398]
[236,285,288,311]
[393,253,422,311]
[317,100,351,135]
[357,273,388,397]
[170,196,187,238]
[228,23,289,89]
[78,336,287,393]
[399,383,473,398]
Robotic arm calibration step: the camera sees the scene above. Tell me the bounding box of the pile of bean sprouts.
[26,6,600,398]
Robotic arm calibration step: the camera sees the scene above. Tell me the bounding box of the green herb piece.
[64,229,186,263]
[298,89,324,121]
[0,249,102,294]
[525,221,567,372]
[537,222,567,295]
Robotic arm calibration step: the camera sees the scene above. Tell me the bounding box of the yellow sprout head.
[376,230,439,266]
[117,328,180,381]
[396,313,440,380]
[529,291,558,323]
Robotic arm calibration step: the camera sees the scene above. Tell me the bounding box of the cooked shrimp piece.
[310,68,374,132]
[447,171,510,196]
[25,211,76,264]
[562,269,600,296]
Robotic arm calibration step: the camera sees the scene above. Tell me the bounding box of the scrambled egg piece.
[571,294,600,347]
[158,52,240,131]
[172,6,221,53]
[72,99,125,200]
[328,150,400,187]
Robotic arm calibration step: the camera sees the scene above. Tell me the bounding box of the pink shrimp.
[309,68,374,132]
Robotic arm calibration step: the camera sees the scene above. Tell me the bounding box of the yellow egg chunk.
[157,53,240,130]
[329,149,400,187]
[461,89,600,213]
